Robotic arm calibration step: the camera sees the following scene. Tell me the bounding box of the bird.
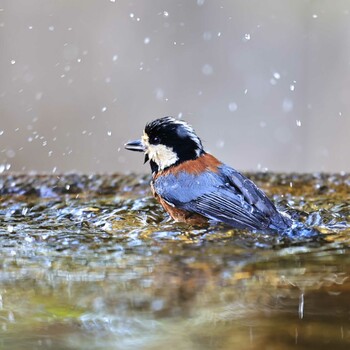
[125,116,292,233]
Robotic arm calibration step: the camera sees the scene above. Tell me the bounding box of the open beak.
[124,139,145,152]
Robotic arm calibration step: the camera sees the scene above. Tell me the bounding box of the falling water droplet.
[228,102,238,112]
[202,64,213,75]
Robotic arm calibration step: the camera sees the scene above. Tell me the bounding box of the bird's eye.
[153,137,160,144]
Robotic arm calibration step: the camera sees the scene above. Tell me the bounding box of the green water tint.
[0,173,349,350]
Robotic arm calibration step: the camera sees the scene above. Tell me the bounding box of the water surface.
[0,172,349,349]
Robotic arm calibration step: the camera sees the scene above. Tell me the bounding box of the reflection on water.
[0,173,349,349]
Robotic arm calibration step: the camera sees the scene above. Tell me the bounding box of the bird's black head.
[125,116,204,173]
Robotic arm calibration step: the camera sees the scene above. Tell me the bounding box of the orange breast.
[156,192,209,225]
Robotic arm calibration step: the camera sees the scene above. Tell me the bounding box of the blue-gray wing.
[154,166,290,231]
[181,188,271,230]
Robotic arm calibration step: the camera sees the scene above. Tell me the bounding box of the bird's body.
[125,117,291,233]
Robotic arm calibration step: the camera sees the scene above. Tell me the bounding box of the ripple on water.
[0,172,350,349]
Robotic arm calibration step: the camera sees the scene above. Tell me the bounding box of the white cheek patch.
[142,132,149,147]
[147,144,179,170]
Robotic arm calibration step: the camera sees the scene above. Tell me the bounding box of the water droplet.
[228,102,238,112]
[112,54,118,61]
[217,32,221,37]
[202,64,213,75]
[101,106,107,112]
[290,84,295,91]
[110,0,116,2]
[282,98,293,112]
[312,14,318,19]
[273,72,281,79]
[52,166,57,173]
[163,11,169,17]
[107,131,112,136]
[129,13,134,18]
[10,59,16,65]
[216,140,225,148]
[48,25,55,31]
[35,92,43,100]
[197,0,205,6]
[7,225,14,233]
[243,33,251,42]
[144,37,151,45]
[155,88,164,100]
[296,120,302,127]
[28,25,33,30]
[0,130,3,136]
[244,89,248,94]
[6,149,15,158]
[202,31,212,41]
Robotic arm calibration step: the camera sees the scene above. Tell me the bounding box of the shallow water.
[0,172,349,350]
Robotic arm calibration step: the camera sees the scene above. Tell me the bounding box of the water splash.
[0,173,350,349]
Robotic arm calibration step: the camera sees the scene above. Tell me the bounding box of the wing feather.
[185,190,270,230]
[153,164,290,231]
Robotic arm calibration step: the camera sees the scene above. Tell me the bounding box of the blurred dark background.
[1,0,349,174]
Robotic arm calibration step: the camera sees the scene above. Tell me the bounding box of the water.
[0,172,349,349]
